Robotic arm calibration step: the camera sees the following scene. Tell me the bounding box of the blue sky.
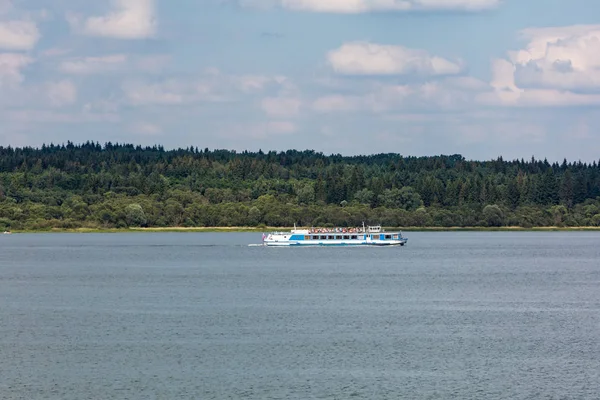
[2,0,600,161]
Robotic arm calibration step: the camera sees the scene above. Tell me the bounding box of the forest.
[1,141,600,231]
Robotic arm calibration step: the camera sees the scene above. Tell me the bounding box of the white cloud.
[261,96,302,117]
[243,0,499,13]
[312,86,411,114]
[490,58,519,92]
[82,100,119,115]
[313,76,488,115]
[318,27,600,112]
[131,122,162,135]
[264,120,297,134]
[221,120,297,140]
[313,95,362,113]
[0,20,40,50]
[513,25,600,91]
[60,54,128,74]
[71,0,156,39]
[0,75,79,110]
[479,88,600,107]
[364,84,415,112]
[0,52,32,87]
[487,25,600,106]
[327,42,463,76]
[123,69,292,106]
[4,109,120,124]
[442,76,489,91]
[41,48,73,58]
[235,74,291,93]
[46,80,77,107]
[134,54,170,73]
[233,74,273,92]
[59,54,169,75]
[123,80,187,105]
[456,121,546,145]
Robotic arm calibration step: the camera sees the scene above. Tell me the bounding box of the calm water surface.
[1,232,600,399]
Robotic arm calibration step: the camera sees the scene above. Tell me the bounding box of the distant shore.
[6,226,600,233]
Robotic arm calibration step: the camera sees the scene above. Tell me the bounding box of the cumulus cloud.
[0,20,40,50]
[242,0,499,13]
[1,77,80,111]
[486,25,600,106]
[221,120,298,140]
[313,95,362,113]
[313,75,489,115]
[455,120,546,145]
[261,96,302,117]
[479,87,600,107]
[513,25,600,92]
[123,69,292,106]
[59,54,168,75]
[60,54,128,74]
[46,80,77,107]
[70,0,156,39]
[323,26,600,111]
[327,42,463,76]
[0,52,32,87]
[131,122,162,135]
[263,120,297,134]
[4,109,120,125]
[123,80,187,106]
[312,86,419,114]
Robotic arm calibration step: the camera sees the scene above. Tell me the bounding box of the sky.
[1,0,600,161]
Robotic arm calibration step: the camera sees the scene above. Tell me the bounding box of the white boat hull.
[264,241,406,247]
[263,239,407,247]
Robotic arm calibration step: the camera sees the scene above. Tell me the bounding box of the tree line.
[1,141,600,230]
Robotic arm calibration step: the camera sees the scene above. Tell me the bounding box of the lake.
[1,232,599,399]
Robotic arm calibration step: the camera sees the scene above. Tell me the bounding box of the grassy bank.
[6,226,600,233]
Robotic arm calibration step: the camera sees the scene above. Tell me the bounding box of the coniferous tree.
[1,143,600,229]
[559,170,574,208]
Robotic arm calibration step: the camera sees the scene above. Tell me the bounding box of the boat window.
[327,235,334,240]
[351,235,357,240]
[343,235,349,240]
[305,236,310,240]
[385,235,392,239]
[320,235,326,240]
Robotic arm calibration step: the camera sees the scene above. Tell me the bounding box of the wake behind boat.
[261,223,407,247]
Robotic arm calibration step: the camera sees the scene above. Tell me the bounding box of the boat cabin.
[286,224,402,241]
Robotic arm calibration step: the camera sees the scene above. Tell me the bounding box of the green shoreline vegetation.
[7,226,600,234]
[1,142,600,232]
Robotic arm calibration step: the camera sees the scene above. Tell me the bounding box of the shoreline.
[5,226,600,233]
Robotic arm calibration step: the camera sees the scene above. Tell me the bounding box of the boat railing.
[272,224,397,235]
[308,227,365,234]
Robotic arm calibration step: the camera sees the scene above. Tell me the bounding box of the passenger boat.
[262,223,407,247]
